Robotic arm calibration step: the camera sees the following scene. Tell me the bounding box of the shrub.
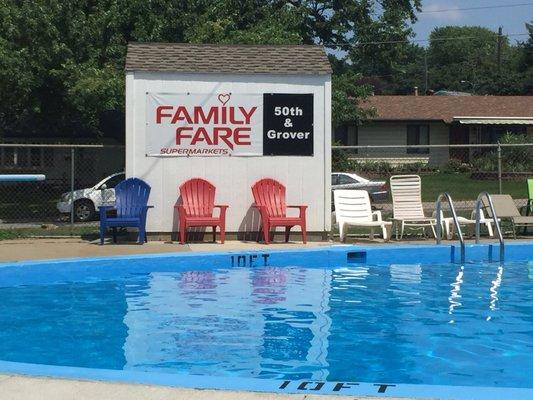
[444,158,472,173]
[471,133,533,173]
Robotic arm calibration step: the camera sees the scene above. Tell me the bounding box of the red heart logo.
[218,93,231,106]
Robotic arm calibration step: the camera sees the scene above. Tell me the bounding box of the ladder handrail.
[435,192,465,264]
[474,192,504,262]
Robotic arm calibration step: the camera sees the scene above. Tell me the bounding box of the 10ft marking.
[230,254,270,267]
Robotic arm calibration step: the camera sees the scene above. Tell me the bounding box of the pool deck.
[0,237,348,262]
[0,235,476,262]
[0,374,413,400]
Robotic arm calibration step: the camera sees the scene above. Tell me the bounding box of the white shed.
[125,43,332,239]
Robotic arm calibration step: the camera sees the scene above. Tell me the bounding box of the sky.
[412,0,533,44]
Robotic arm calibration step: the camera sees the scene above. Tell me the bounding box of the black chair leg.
[285,227,291,242]
[112,227,117,243]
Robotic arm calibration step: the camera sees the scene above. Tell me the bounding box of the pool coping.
[0,242,532,400]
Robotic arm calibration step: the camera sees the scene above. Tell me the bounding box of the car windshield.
[338,174,358,185]
[100,174,125,189]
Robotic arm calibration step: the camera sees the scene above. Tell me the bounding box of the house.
[334,95,533,165]
[0,137,124,187]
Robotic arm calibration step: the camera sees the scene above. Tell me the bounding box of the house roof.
[125,43,332,75]
[362,95,533,123]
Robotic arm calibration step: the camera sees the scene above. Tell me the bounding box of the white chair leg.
[486,221,494,238]
[382,224,388,241]
[369,227,374,240]
[430,222,437,238]
[339,222,346,242]
[446,220,452,240]
[399,221,405,240]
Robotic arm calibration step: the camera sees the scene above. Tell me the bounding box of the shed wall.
[126,72,331,234]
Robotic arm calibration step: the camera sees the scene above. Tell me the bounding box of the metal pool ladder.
[474,192,504,263]
[435,192,465,263]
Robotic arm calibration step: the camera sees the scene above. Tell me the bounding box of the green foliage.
[0,0,424,140]
[471,133,533,173]
[499,133,533,172]
[332,71,374,127]
[443,159,472,173]
[332,157,438,174]
[332,145,351,172]
[426,26,529,95]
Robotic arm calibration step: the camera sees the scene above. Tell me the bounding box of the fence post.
[70,147,75,230]
[497,144,502,194]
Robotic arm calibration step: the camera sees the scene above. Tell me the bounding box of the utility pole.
[497,26,503,74]
[424,49,428,94]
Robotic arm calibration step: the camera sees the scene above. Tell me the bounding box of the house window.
[334,125,348,145]
[0,147,52,169]
[407,125,429,154]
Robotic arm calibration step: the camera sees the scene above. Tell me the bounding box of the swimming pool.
[0,243,532,400]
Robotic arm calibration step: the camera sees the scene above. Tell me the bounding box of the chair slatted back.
[334,190,373,223]
[114,178,151,218]
[251,178,286,218]
[390,175,425,219]
[179,178,216,217]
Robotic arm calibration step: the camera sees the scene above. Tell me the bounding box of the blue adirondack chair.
[99,177,153,245]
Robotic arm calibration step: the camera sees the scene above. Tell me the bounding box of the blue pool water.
[0,256,532,390]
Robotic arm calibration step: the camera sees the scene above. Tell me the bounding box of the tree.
[426,26,526,95]
[332,71,373,127]
[517,21,533,94]
[0,0,423,140]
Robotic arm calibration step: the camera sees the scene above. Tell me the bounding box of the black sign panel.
[263,94,314,156]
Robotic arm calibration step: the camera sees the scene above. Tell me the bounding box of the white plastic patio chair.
[432,209,494,240]
[390,175,436,240]
[334,190,392,241]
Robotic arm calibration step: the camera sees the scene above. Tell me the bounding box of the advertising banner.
[146,92,313,157]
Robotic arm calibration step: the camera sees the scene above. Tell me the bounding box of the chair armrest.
[214,204,229,218]
[287,205,307,218]
[287,205,308,210]
[98,205,115,222]
[372,210,383,221]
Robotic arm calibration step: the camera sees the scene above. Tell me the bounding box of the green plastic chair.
[526,179,533,215]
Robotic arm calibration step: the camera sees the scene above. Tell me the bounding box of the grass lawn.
[0,225,99,241]
[420,173,527,202]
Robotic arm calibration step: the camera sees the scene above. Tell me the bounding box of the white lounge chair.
[433,209,495,239]
[334,190,392,241]
[390,175,436,240]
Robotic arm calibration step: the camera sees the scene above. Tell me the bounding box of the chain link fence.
[0,142,531,238]
[332,143,533,228]
[0,144,124,235]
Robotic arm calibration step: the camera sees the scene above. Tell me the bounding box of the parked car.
[56,172,125,222]
[332,172,388,203]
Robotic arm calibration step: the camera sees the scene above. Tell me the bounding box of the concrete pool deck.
[0,235,481,262]
[0,374,413,400]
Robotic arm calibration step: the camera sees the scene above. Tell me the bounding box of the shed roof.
[125,42,332,75]
[362,95,533,123]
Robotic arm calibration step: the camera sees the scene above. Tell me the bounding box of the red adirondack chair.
[251,178,307,244]
[176,178,228,244]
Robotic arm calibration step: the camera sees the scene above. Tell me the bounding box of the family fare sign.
[146,92,313,156]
